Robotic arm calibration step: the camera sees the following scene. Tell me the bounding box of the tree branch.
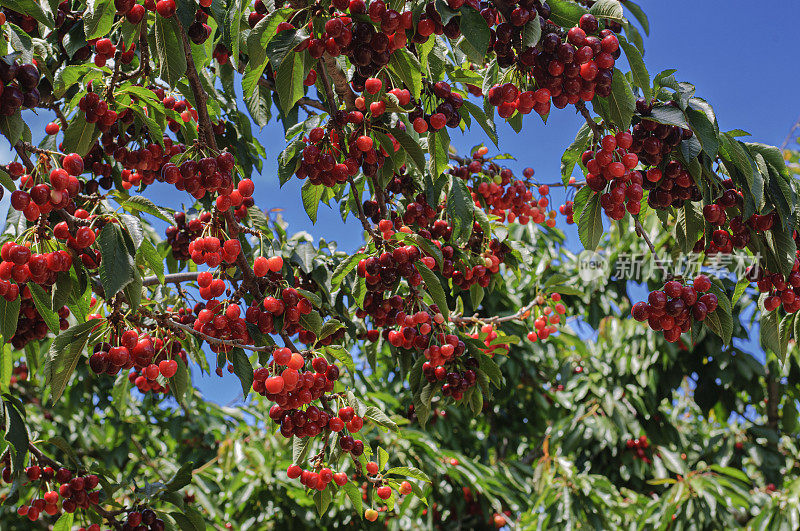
[321,54,356,111]
[575,101,603,144]
[174,17,216,149]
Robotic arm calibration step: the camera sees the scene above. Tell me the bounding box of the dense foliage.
[0,0,799,529]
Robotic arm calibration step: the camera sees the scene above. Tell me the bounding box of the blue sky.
[2,1,799,403]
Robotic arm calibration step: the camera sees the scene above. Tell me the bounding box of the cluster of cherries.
[559,199,575,224]
[583,132,642,219]
[160,151,240,207]
[165,211,209,261]
[632,99,693,167]
[286,463,349,491]
[78,90,119,132]
[11,295,70,349]
[88,331,185,383]
[526,293,566,342]
[8,153,85,221]
[190,299,252,353]
[160,94,200,133]
[753,257,800,314]
[408,81,463,132]
[631,275,718,342]
[517,16,620,111]
[453,154,557,226]
[625,435,652,464]
[0,59,41,116]
[119,507,166,531]
[643,160,701,210]
[699,188,754,254]
[7,464,100,521]
[0,241,73,290]
[422,355,478,400]
[188,235,242,269]
[112,0,147,24]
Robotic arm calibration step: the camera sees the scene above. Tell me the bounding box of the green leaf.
[44,320,98,402]
[589,0,625,22]
[84,0,116,39]
[0,297,21,342]
[0,111,24,146]
[389,49,423,100]
[548,0,588,27]
[27,284,60,334]
[685,107,719,159]
[624,0,649,35]
[458,7,490,63]
[619,36,650,100]
[578,192,604,250]
[165,462,194,492]
[97,223,136,298]
[331,253,366,289]
[522,15,542,48]
[603,68,636,130]
[385,466,431,483]
[275,50,307,112]
[341,480,363,515]
[229,348,253,399]
[364,406,399,431]
[446,176,474,243]
[561,123,593,184]
[478,353,503,387]
[154,16,188,87]
[314,487,332,515]
[292,434,312,464]
[462,100,498,147]
[3,399,28,475]
[61,113,98,157]
[416,261,450,320]
[119,195,175,223]
[1,0,52,27]
[325,345,355,373]
[301,181,325,223]
[648,103,689,128]
[52,512,74,531]
[137,239,165,284]
[391,127,426,173]
[170,507,205,531]
[169,359,190,406]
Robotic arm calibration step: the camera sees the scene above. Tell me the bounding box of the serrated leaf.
[61,113,98,157]
[578,192,603,250]
[589,0,625,22]
[2,399,28,475]
[391,127,426,172]
[619,36,650,100]
[341,480,363,515]
[229,348,253,399]
[27,284,60,334]
[84,0,115,39]
[416,262,449,320]
[325,345,355,373]
[44,320,98,402]
[301,181,325,223]
[154,16,188,87]
[0,296,21,342]
[97,223,136,297]
[364,406,398,431]
[165,462,194,492]
[389,49,423,100]
[446,176,474,243]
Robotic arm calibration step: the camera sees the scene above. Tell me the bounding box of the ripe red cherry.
[265,375,284,394]
[268,256,283,272]
[429,113,446,130]
[399,481,412,495]
[158,359,178,378]
[253,256,269,276]
[287,464,302,479]
[364,78,382,95]
[377,485,392,499]
[155,0,176,17]
[333,472,348,486]
[75,226,96,248]
[366,461,379,475]
[62,153,84,176]
[355,135,373,152]
[694,274,711,292]
[413,117,428,133]
[338,406,355,421]
[45,122,59,135]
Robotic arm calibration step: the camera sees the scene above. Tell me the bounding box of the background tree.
[0,0,798,529]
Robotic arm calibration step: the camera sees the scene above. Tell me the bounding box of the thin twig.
[575,101,603,143]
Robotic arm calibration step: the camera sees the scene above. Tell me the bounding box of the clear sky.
[2,1,799,404]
